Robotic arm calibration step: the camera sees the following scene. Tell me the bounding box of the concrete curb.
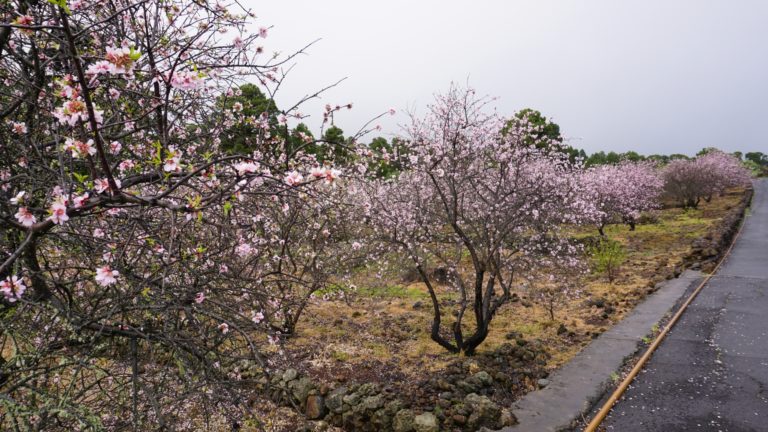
[496,270,704,432]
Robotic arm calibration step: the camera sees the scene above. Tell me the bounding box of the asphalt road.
[602,179,768,432]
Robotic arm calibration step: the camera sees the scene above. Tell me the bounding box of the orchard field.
[0,1,764,432]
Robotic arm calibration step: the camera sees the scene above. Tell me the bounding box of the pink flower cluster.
[64,138,97,158]
[95,266,119,286]
[53,98,104,127]
[168,70,204,90]
[86,45,139,76]
[1,275,26,303]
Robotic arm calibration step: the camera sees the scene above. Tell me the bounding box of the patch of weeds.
[515,322,543,336]
[357,285,428,300]
[331,350,350,362]
[364,342,391,359]
[315,283,351,296]
[610,371,620,383]
[589,238,626,283]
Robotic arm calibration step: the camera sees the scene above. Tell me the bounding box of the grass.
[356,284,430,300]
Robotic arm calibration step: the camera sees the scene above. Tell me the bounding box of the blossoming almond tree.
[356,86,596,355]
[580,161,664,235]
[0,0,359,429]
[663,150,752,208]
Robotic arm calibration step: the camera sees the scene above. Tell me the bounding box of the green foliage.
[585,151,619,167]
[745,152,767,166]
[589,238,626,283]
[318,125,351,164]
[46,0,71,13]
[366,136,410,178]
[696,147,719,156]
[509,108,563,146]
[669,153,690,161]
[646,154,670,164]
[744,159,767,177]
[503,108,587,164]
[218,84,281,155]
[356,285,428,300]
[285,122,315,156]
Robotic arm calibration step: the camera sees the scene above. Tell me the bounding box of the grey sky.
[250,0,768,156]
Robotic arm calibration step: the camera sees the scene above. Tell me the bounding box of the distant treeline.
[219,86,767,176]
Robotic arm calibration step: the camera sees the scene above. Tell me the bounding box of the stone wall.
[262,340,548,431]
[683,188,753,273]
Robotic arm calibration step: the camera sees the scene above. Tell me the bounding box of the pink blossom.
[218,323,229,334]
[109,141,122,154]
[169,71,204,90]
[194,292,205,303]
[86,61,113,75]
[64,138,97,158]
[11,122,27,134]
[252,311,265,324]
[94,266,119,286]
[69,0,87,10]
[258,27,268,38]
[53,99,103,127]
[164,155,181,172]
[118,160,135,173]
[284,170,303,186]
[48,199,69,225]
[15,207,36,227]
[94,178,121,194]
[13,15,33,27]
[73,192,89,208]
[93,228,104,238]
[0,275,26,303]
[104,45,136,74]
[310,167,325,178]
[235,243,254,256]
[310,167,341,184]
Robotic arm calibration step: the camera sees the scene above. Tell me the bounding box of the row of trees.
[0,1,754,429]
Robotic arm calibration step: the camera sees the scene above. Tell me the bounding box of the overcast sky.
[247,0,768,156]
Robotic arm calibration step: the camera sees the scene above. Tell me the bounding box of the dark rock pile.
[263,339,549,431]
[683,189,753,273]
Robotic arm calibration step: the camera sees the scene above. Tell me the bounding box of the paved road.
[602,178,768,432]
